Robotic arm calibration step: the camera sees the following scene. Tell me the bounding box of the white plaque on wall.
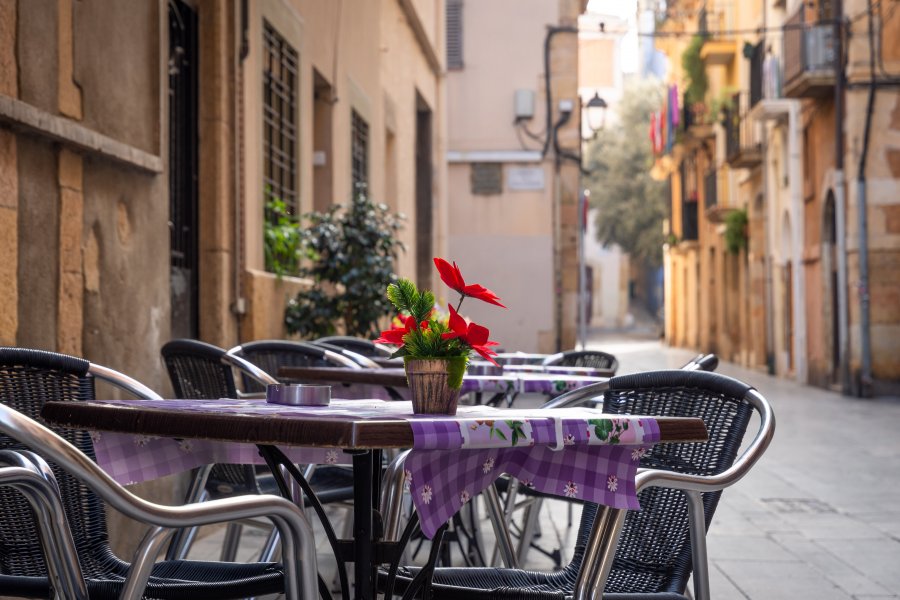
[506,166,545,191]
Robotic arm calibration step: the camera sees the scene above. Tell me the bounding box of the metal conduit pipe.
[833,0,851,394]
[856,0,877,395]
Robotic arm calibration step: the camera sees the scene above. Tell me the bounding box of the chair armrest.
[221,350,281,386]
[637,389,774,494]
[540,381,609,409]
[0,404,317,600]
[88,363,163,400]
[340,349,380,369]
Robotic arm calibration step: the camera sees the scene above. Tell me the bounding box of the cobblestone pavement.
[593,331,900,600]
[189,331,900,599]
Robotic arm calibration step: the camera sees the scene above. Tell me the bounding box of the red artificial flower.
[441,305,501,366]
[433,258,507,308]
[375,315,426,346]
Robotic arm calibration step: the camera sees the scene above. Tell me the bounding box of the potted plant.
[375,258,506,415]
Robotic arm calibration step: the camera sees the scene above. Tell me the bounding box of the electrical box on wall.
[514,89,535,120]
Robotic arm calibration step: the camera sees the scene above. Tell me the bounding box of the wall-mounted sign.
[507,166,545,191]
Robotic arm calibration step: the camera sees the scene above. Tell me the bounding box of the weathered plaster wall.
[15,0,57,114]
[16,138,59,350]
[74,0,159,154]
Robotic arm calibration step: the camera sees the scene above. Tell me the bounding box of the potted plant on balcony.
[375,258,505,415]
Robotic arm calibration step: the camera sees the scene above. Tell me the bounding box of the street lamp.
[582,92,608,140]
[578,92,607,349]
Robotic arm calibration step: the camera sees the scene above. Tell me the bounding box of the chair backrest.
[597,370,755,594]
[542,350,619,374]
[315,336,391,358]
[231,339,359,393]
[160,339,258,494]
[160,339,238,399]
[0,347,135,579]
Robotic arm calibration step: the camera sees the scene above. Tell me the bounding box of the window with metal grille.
[351,110,369,194]
[446,0,463,69]
[263,20,298,216]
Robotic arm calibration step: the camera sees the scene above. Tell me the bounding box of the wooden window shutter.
[446,0,463,70]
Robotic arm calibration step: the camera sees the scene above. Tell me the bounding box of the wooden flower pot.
[403,356,468,415]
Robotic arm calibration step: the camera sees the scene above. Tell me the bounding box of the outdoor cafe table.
[41,398,707,600]
[278,366,609,405]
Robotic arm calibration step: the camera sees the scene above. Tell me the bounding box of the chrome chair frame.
[572,385,774,600]
[0,449,87,600]
[380,375,775,600]
[0,402,319,600]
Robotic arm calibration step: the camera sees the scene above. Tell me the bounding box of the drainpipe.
[833,0,851,394]
[231,0,250,335]
[542,25,578,353]
[762,130,775,374]
[855,0,877,395]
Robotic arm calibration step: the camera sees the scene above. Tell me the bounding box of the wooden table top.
[41,398,709,450]
[279,366,408,387]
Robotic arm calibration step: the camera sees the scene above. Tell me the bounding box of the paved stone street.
[190,330,900,599]
[595,331,900,600]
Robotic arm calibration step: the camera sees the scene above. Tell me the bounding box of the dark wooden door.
[168,0,199,339]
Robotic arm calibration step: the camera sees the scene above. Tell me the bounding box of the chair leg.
[257,527,281,562]
[483,483,518,568]
[220,522,243,562]
[516,497,543,566]
[165,488,210,560]
[686,491,711,600]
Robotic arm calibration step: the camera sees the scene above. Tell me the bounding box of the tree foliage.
[583,79,668,269]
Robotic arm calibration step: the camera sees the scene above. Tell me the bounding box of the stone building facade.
[444,0,587,353]
[0,0,445,376]
[656,0,900,395]
[0,0,446,551]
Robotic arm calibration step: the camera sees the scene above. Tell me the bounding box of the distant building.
[444,0,588,352]
[655,0,900,395]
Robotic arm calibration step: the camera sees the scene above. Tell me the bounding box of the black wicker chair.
[541,350,619,375]
[384,369,774,600]
[228,339,361,394]
[161,339,355,563]
[0,346,304,600]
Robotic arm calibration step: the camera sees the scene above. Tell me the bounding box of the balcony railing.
[724,92,762,168]
[783,6,836,98]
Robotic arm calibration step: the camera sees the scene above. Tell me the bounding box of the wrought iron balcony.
[724,92,762,168]
[782,7,836,98]
[698,2,737,65]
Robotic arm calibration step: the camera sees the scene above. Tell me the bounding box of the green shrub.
[263,197,303,277]
[284,193,405,339]
[682,35,708,107]
[724,208,748,255]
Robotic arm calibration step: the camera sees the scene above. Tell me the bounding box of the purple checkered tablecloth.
[405,409,659,537]
[333,373,606,402]
[83,399,658,539]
